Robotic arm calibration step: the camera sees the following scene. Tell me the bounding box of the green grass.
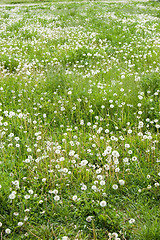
[0,0,160,239]
[0,0,91,4]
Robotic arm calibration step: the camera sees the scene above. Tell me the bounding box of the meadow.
[0,0,160,239]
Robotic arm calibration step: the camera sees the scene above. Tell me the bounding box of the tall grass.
[0,1,159,239]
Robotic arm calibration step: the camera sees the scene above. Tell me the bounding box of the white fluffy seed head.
[100,200,107,207]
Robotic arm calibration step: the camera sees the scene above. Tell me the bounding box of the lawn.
[0,0,160,239]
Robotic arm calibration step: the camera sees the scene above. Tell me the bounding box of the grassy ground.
[0,0,154,5]
[0,0,160,239]
[0,0,96,4]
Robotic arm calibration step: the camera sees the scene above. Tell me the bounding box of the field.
[0,0,160,239]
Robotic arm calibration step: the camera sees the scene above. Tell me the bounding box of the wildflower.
[129,218,135,224]
[53,189,58,195]
[119,180,125,185]
[112,184,118,190]
[24,195,30,199]
[81,185,87,190]
[100,180,105,186]
[72,195,77,201]
[80,120,84,125]
[5,228,11,234]
[128,129,132,134]
[24,216,28,221]
[9,192,16,200]
[54,195,60,201]
[13,212,19,216]
[105,129,110,133]
[103,146,112,155]
[132,156,137,161]
[86,216,93,222]
[27,148,32,152]
[138,121,144,128]
[112,150,119,158]
[17,222,23,226]
[0,222,2,227]
[100,200,107,207]
[110,104,114,108]
[62,237,69,240]
[69,150,75,156]
[42,178,46,182]
[80,160,88,166]
[97,175,103,180]
[112,232,118,238]
[91,185,97,191]
[115,167,120,172]
[125,144,130,148]
[28,189,34,194]
[154,183,159,187]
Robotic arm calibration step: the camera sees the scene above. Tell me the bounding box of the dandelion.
[69,150,75,156]
[112,184,118,190]
[138,121,144,128]
[103,146,112,155]
[86,216,93,222]
[24,195,30,199]
[97,175,103,180]
[17,222,23,226]
[28,189,34,194]
[53,189,58,195]
[5,228,11,234]
[119,180,125,185]
[42,178,46,182]
[154,183,159,187]
[100,200,107,207]
[110,104,114,108]
[54,195,60,201]
[112,232,118,238]
[72,195,77,201]
[9,192,16,200]
[112,150,119,158]
[62,237,69,240]
[125,144,130,148]
[81,185,87,190]
[128,150,133,154]
[91,185,97,191]
[128,129,132,134]
[100,180,105,186]
[24,216,28,221]
[132,156,137,161]
[27,148,32,152]
[115,167,120,173]
[105,129,110,133]
[80,120,84,125]
[80,160,88,166]
[129,218,135,224]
